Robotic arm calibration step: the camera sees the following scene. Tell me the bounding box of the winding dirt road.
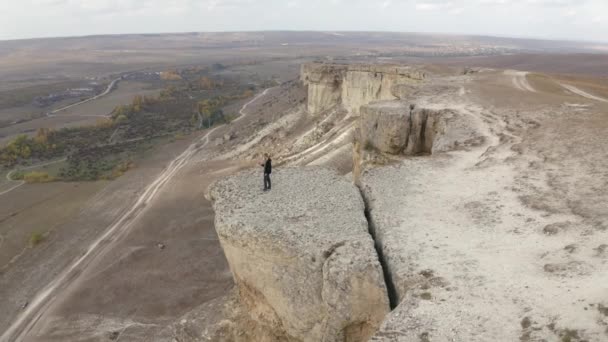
[237,87,273,119]
[0,159,67,197]
[46,77,122,118]
[0,88,272,342]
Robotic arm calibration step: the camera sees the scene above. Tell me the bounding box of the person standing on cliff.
[261,153,272,191]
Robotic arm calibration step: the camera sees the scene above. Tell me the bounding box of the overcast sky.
[1,0,607,42]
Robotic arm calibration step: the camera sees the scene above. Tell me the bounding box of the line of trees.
[1,72,256,178]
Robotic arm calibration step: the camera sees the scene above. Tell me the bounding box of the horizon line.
[2,29,608,45]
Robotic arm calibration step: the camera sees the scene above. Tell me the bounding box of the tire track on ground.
[561,83,608,103]
[505,70,536,93]
[46,77,121,118]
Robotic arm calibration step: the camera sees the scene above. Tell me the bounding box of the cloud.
[1,0,607,41]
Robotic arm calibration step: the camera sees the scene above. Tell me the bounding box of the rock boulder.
[359,101,481,156]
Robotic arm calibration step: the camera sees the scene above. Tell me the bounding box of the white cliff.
[301,63,425,116]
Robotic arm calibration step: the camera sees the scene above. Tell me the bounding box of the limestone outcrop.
[301,63,425,116]
[359,101,412,155]
[356,100,483,161]
[208,167,390,342]
[300,63,345,115]
[353,100,485,184]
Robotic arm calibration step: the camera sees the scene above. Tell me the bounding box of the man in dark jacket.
[261,153,272,191]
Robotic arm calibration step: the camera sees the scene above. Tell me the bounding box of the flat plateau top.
[209,167,370,251]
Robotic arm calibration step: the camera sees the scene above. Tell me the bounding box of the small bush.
[419,292,432,300]
[23,171,55,183]
[114,114,128,123]
[29,232,45,246]
[559,329,580,342]
[10,170,25,180]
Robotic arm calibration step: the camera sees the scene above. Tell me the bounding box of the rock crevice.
[361,191,399,310]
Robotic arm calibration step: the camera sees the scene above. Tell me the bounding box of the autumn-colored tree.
[34,128,51,145]
[197,99,210,113]
[242,89,254,98]
[114,114,128,124]
[132,95,144,112]
[95,117,114,128]
[1,135,32,164]
[190,113,199,128]
[111,105,130,118]
[160,71,182,81]
[199,77,215,90]
[160,86,177,100]
[143,95,157,105]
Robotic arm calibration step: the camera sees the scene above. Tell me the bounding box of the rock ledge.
[209,167,389,342]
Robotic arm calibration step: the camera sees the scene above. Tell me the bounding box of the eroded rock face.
[300,63,345,115]
[208,167,390,342]
[359,101,479,157]
[301,63,424,116]
[360,101,411,155]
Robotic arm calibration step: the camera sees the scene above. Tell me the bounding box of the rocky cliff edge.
[208,167,390,342]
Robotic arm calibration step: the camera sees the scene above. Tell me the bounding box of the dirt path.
[0,88,272,342]
[237,87,274,119]
[505,70,536,92]
[46,77,121,118]
[0,159,67,197]
[560,83,608,103]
